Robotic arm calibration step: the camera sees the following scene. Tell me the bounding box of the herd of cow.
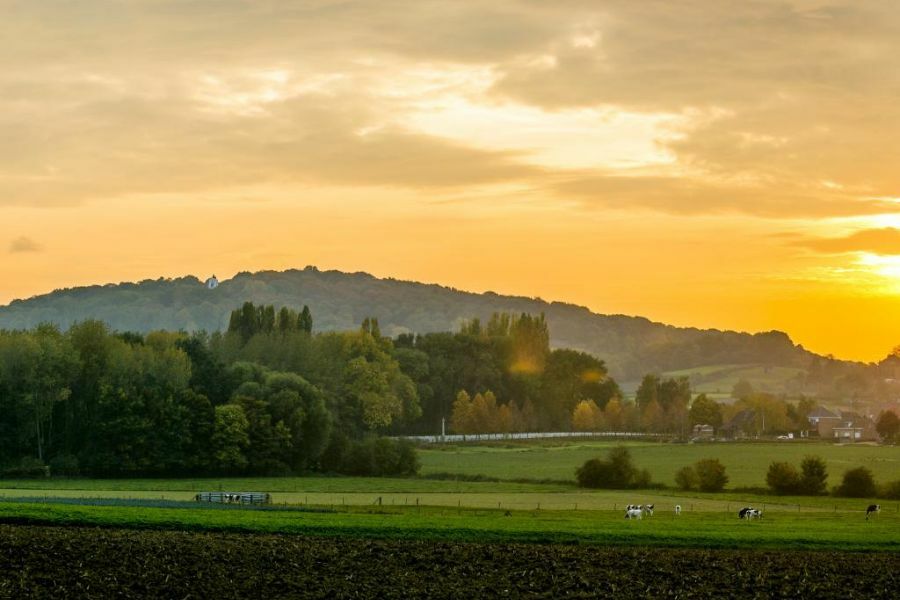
[623,503,882,520]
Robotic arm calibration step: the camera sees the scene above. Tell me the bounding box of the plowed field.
[1,525,896,599]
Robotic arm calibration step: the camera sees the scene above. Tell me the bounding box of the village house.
[807,406,841,437]
[829,411,879,442]
[691,423,715,440]
[807,406,878,441]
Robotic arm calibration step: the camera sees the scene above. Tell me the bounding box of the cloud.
[795,228,900,255]
[491,1,900,213]
[0,0,898,221]
[549,171,898,218]
[9,236,42,253]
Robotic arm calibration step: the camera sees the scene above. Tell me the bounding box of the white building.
[205,275,219,289]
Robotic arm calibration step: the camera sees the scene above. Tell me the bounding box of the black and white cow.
[674,504,681,516]
[866,504,880,521]
[642,504,654,517]
[625,508,643,520]
[738,506,761,520]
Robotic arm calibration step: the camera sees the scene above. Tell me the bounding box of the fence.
[398,431,666,444]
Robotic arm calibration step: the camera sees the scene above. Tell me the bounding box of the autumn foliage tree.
[571,400,603,431]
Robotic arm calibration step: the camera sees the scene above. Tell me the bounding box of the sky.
[2,0,899,362]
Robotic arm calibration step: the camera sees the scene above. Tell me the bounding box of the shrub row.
[320,434,419,477]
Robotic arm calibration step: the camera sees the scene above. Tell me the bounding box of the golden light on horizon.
[2,1,900,363]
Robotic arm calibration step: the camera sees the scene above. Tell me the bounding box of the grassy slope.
[0,501,898,551]
[418,440,900,487]
[621,364,806,397]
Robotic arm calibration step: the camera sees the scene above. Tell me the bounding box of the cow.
[738,507,754,519]
[674,504,681,516]
[747,509,762,520]
[642,504,655,517]
[625,508,643,520]
[866,504,881,521]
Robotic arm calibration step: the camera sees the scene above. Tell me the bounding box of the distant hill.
[0,267,822,380]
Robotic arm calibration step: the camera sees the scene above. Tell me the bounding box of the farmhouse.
[828,411,878,442]
[806,406,840,428]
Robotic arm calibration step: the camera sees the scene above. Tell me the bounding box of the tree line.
[0,305,623,477]
[3,302,894,478]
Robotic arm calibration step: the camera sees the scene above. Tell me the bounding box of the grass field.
[0,484,895,514]
[1,440,897,555]
[418,440,900,488]
[0,499,898,551]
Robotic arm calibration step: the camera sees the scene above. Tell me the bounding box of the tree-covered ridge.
[0,267,821,380]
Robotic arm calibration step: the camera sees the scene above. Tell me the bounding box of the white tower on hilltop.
[205,275,219,289]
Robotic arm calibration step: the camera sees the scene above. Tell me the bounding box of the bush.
[343,440,376,476]
[674,466,699,491]
[327,436,420,477]
[2,457,50,479]
[575,447,649,489]
[880,480,900,499]
[576,459,608,488]
[633,468,653,488]
[766,461,801,495]
[49,454,80,477]
[798,455,828,495]
[834,467,877,498]
[319,431,350,473]
[395,439,420,476]
[695,458,728,492]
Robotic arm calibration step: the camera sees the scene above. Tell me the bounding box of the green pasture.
[0,475,895,514]
[621,364,806,396]
[419,440,900,488]
[0,500,897,551]
[2,486,889,513]
[0,476,567,494]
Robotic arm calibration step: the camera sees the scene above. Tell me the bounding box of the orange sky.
[2,1,899,362]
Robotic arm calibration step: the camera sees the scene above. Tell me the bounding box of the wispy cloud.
[9,236,42,253]
[0,1,898,219]
[796,228,900,255]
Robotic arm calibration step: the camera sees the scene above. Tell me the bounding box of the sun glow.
[857,252,900,280]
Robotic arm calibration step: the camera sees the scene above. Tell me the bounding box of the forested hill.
[0,267,815,379]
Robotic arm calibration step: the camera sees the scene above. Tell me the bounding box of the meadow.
[1,440,897,551]
[418,439,900,487]
[0,499,898,551]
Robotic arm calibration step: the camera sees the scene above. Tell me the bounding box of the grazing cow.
[642,504,655,517]
[625,508,643,520]
[674,505,681,516]
[738,507,754,519]
[747,509,762,520]
[866,504,881,521]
